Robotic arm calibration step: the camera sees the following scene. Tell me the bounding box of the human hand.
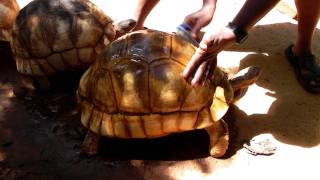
[182,27,237,87]
[183,4,215,41]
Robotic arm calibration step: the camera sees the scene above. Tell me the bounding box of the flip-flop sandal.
[285,45,320,94]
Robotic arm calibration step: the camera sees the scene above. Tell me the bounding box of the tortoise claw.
[205,119,229,158]
[81,130,100,157]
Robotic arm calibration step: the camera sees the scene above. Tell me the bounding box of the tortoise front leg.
[81,130,100,156]
[20,75,51,90]
[20,75,37,90]
[205,119,229,158]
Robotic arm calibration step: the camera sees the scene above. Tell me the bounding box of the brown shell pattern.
[12,0,116,76]
[77,30,233,138]
[0,0,19,42]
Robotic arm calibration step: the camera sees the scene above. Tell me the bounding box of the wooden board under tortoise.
[77,29,261,157]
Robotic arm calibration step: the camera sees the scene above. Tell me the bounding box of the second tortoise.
[77,29,261,157]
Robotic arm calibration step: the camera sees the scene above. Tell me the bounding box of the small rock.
[243,138,277,156]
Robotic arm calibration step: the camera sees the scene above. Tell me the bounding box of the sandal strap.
[298,54,320,76]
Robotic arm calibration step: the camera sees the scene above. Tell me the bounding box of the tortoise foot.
[20,75,37,90]
[205,119,229,158]
[20,75,51,91]
[232,88,247,102]
[81,130,100,156]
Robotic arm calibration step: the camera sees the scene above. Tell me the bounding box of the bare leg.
[81,130,100,156]
[293,0,320,56]
[284,0,320,93]
[205,119,229,158]
[133,0,160,30]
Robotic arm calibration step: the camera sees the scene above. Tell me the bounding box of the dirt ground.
[1,0,320,179]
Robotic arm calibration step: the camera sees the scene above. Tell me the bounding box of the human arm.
[183,0,280,87]
[183,0,217,41]
[133,0,160,30]
[133,0,216,38]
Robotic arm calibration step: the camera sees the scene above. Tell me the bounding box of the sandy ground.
[0,0,320,179]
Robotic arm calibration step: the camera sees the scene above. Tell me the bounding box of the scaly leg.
[81,130,100,156]
[205,119,229,158]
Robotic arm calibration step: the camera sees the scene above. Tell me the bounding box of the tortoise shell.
[77,29,233,139]
[0,0,19,42]
[12,0,116,76]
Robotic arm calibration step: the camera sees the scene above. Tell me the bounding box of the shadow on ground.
[224,22,320,150]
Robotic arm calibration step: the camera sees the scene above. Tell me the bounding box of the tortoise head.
[113,19,137,38]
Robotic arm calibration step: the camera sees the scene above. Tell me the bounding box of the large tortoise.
[77,29,261,157]
[0,0,19,42]
[11,0,135,89]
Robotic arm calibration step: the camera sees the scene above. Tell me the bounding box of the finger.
[183,43,208,79]
[202,51,217,62]
[190,24,202,40]
[202,59,213,86]
[191,61,208,87]
[192,57,217,87]
[197,57,216,87]
[206,57,217,81]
